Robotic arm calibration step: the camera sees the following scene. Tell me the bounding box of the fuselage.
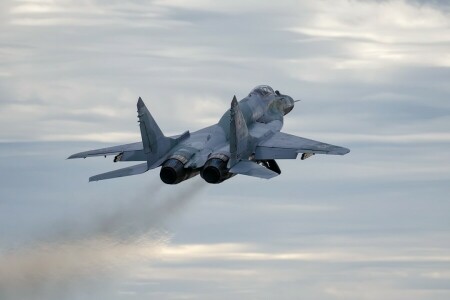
[158,85,295,184]
[173,86,294,161]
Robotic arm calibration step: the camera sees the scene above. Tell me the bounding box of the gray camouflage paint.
[68,85,349,184]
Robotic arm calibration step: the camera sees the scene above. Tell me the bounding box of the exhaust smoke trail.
[0,179,207,300]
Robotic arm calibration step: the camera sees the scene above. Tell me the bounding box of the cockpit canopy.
[250,85,275,96]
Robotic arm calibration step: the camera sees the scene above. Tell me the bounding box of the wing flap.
[230,160,279,179]
[255,132,349,160]
[89,162,149,182]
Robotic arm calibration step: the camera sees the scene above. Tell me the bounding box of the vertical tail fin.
[229,96,254,166]
[137,97,166,154]
[228,96,277,178]
[137,98,186,167]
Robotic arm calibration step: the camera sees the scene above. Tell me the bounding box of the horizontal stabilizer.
[89,162,149,182]
[230,160,279,179]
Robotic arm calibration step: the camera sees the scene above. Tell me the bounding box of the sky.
[0,0,449,299]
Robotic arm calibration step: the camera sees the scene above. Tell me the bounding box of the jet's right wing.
[255,132,350,160]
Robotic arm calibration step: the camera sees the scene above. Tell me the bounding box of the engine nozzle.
[201,156,234,184]
[160,158,198,184]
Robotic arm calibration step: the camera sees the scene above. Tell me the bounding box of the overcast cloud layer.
[0,0,449,299]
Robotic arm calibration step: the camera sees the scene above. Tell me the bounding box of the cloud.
[0,237,165,300]
[128,233,450,299]
[1,0,450,299]
[151,242,450,263]
[0,178,208,300]
[1,0,449,143]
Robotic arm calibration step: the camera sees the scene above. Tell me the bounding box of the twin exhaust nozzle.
[160,155,233,185]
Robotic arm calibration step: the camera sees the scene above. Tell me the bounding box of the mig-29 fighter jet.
[68,85,349,184]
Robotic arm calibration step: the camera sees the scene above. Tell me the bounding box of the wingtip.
[137,97,145,108]
[67,151,89,159]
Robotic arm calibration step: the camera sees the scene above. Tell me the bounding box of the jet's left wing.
[89,162,149,182]
[68,142,143,159]
[255,132,350,160]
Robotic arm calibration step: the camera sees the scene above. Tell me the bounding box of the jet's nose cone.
[283,96,295,115]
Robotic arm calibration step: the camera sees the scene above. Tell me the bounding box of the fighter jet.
[68,85,349,184]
